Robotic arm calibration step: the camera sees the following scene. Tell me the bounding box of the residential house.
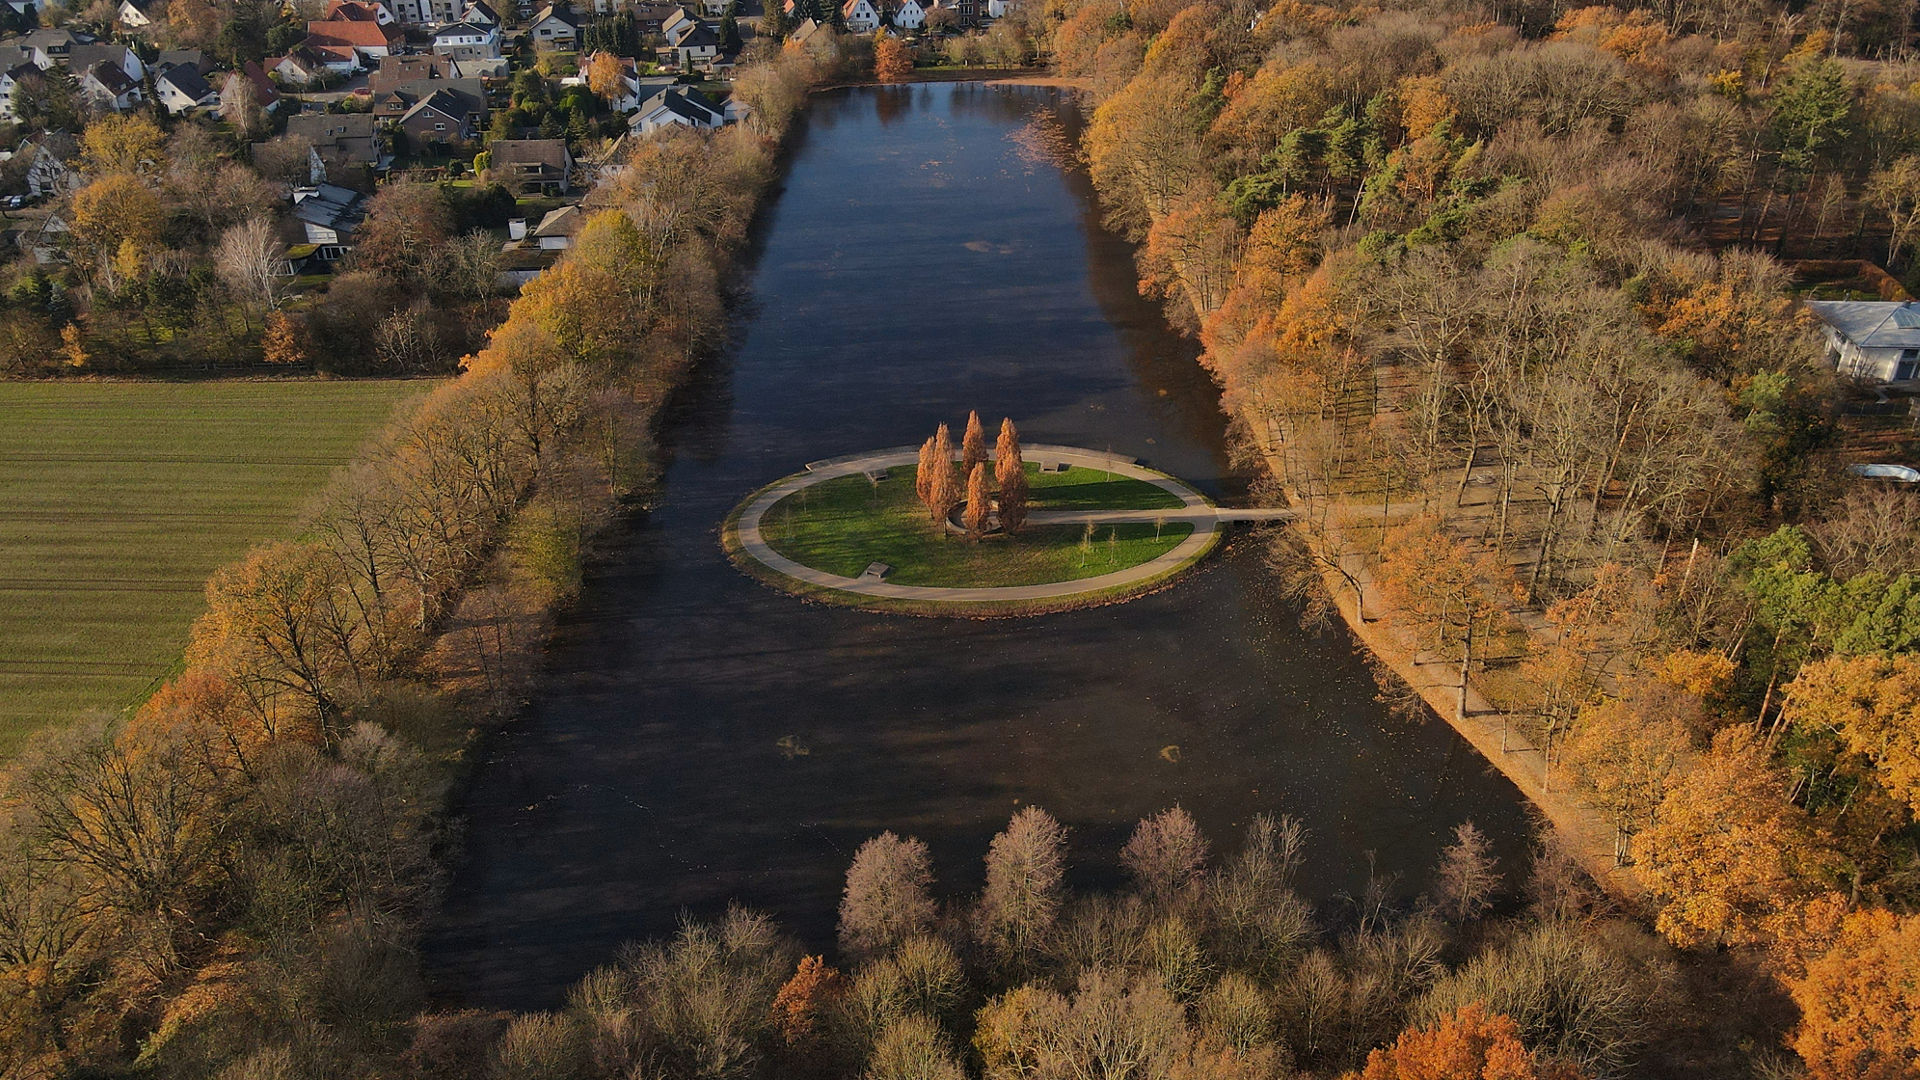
[0,62,38,121]
[788,16,827,44]
[840,0,879,29]
[155,48,211,73]
[529,203,582,249]
[285,111,385,177]
[79,61,141,111]
[448,55,509,79]
[305,18,402,71]
[116,0,153,28]
[626,1,678,33]
[326,0,395,23]
[21,132,76,197]
[984,0,1012,15]
[432,20,502,59]
[671,22,718,68]
[268,48,330,86]
[153,63,218,114]
[369,52,449,93]
[14,28,84,70]
[924,0,974,24]
[660,7,698,40]
[68,42,143,83]
[527,5,580,48]
[488,138,573,194]
[373,75,483,123]
[892,0,925,28]
[697,0,727,14]
[242,61,281,111]
[399,87,481,146]
[290,183,364,258]
[1807,300,1920,383]
[630,85,722,133]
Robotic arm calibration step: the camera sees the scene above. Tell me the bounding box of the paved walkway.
[730,445,1278,605]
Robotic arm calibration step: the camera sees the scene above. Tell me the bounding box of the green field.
[0,380,431,755]
[760,464,1194,587]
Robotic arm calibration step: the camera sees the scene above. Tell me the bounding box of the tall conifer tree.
[995,417,1028,534]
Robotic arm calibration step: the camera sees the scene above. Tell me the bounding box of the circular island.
[722,443,1232,617]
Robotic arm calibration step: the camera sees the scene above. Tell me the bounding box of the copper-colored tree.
[963,463,992,540]
[915,435,937,509]
[928,424,960,526]
[995,417,1028,533]
[961,410,988,479]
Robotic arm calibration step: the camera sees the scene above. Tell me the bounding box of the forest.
[0,0,1918,1074]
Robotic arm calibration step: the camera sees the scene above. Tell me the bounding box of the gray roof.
[67,42,132,72]
[637,86,721,124]
[532,203,581,237]
[156,63,214,101]
[84,61,137,96]
[1806,300,1920,350]
[156,48,210,72]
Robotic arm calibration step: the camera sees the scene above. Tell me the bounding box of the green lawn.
[0,380,431,756]
[759,465,1194,588]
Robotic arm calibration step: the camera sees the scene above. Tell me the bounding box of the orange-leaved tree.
[1351,1003,1585,1080]
[929,423,959,525]
[964,463,992,540]
[1784,653,1920,816]
[1787,906,1920,1080]
[873,31,913,83]
[1629,728,1817,949]
[916,435,938,510]
[961,410,988,480]
[995,417,1027,533]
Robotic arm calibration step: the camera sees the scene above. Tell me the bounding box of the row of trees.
[434,807,1698,1079]
[914,412,1031,539]
[1036,0,1920,1073]
[0,44,829,1079]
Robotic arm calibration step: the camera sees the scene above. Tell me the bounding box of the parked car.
[1846,463,1920,483]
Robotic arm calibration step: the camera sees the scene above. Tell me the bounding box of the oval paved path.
[730,445,1269,605]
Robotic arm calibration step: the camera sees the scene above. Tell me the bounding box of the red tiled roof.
[307,19,397,48]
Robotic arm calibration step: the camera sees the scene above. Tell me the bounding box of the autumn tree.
[963,462,992,539]
[1630,728,1814,949]
[772,954,845,1059]
[68,174,165,289]
[80,114,168,178]
[915,435,938,509]
[1787,907,1920,1080]
[1562,684,1695,862]
[1865,154,1920,267]
[928,423,960,526]
[839,832,936,962]
[993,418,1027,533]
[961,410,988,479]
[1784,654,1920,816]
[1354,1003,1573,1080]
[261,311,308,368]
[974,806,1068,971]
[584,51,626,104]
[873,30,913,83]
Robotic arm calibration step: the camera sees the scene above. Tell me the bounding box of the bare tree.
[1120,806,1210,907]
[1428,821,1501,923]
[838,832,936,963]
[214,216,284,324]
[974,806,1069,970]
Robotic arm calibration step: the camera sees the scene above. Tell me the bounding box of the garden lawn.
[759,465,1194,587]
[0,380,431,756]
